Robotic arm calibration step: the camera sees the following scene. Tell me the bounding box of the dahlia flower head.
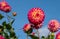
[0,1,11,12]
[28,8,45,25]
[0,35,5,39]
[48,20,59,32]
[56,32,60,39]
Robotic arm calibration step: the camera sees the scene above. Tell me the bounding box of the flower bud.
[23,24,32,34]
[12,12,17,16]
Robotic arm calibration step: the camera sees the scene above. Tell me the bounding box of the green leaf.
[3,32,10,39]
[2,21,7,29]
[29,35,39,39]
[0,14,4,20]
[2,21,6,26]
[25,28,33,34]
[41,36,45,39]
[9,29,17,38]
[46,35,50,39]
[10,32,15,37]
[0,26,3,32]
[2,22,12,29]
[11,19,15,25]
[6,24,12,30]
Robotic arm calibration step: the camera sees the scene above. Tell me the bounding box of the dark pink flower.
[0,1,11,13]
[28,8,45,25]
[48,20,59,32]
[56,32,60,39]
[0,35,5,39]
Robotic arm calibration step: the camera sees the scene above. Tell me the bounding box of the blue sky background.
[0,0,60,39]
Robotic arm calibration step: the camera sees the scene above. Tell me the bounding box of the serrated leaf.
[0,14,4,20]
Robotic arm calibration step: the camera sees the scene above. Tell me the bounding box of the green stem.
[50,34,51,39]
[26,34,28,39]
[3,32,10,39]
[50,32,54,39]
[6,13,10,23]
[6,13,15,25]
[37,29,40,39]
[6,13,17,39]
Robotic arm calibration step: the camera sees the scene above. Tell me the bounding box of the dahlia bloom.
[23,24,32,32]
[0,1,11,12]
[0,35,5,39]
[28,8,45,25]
[56,32,60,39]
[48,20,59,32]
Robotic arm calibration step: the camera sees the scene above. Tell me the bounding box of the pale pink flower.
[48,20,59,32]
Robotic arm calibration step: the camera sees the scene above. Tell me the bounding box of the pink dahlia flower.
[28,8,45,25]
[0,35,5,39]
[56,32,60,39]
[0,1,11,12]
[48,20,59,32]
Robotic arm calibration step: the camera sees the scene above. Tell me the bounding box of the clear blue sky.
[0,0,60,39]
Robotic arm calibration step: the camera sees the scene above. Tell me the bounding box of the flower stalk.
[37,29,40,39]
